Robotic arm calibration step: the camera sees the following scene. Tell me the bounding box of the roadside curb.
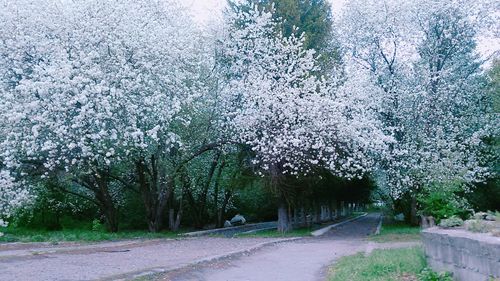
[181,221,277,237]
[311,212,368,237]
[238,226,277,235]
[115,237,300,280]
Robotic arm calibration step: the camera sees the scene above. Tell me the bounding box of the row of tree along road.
[0,0,498,233]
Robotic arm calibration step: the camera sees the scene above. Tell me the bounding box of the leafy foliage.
[418,268,453,281]
[418,182,471,222]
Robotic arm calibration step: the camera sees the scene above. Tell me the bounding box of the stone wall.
[422,227,500,281]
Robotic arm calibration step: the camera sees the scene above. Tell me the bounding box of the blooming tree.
[0,0,202,231]
[221,4,389,231]
[339,0,496,221]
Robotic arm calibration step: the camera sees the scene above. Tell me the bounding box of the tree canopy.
[0,0,497,233]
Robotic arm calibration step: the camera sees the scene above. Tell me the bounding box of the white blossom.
[0,0,202,173]
[221,5,389,177]
[0,170,32,228]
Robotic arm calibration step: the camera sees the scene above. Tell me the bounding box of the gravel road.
[0,213,419,281]
[0,237,287,281]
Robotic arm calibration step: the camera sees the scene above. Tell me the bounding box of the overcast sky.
[181,0,498,59]
[182,0,345,23]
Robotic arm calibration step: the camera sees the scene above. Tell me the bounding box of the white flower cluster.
[0,170,32,227]
[0,0,494,212]
[340,0,496,196]
[0,0,203,173]
[221,5,390,178]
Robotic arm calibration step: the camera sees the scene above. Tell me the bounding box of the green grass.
[235,227,313,238]
[369,222,421,243]
[0,227,182,243]
[328,246,426,281]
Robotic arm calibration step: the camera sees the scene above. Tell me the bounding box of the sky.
[182,0,345,23]
[181,0,498,60]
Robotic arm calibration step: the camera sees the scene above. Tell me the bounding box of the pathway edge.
[310,212,369,237]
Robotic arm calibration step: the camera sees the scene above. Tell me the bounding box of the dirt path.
[0,213,419,281]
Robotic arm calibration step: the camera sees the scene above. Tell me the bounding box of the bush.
[91,219,106,232]
[418,267,453,281]
[438,216,464,228]
[12,180,97,230]
[418,182,471,223]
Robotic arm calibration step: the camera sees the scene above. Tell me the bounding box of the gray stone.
[428,216,435,227]
[230,214,246,226]
[394,213,405,221]
[473,212,488,220]
[485,215,496,221]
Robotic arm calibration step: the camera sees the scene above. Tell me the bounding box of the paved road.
[162,213,386,281]
[0,213,419,281]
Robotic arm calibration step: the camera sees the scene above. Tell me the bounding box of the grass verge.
[328,246,426,281]
[0,227,181,243]
[369,222,421,243]
[328,246,453,281]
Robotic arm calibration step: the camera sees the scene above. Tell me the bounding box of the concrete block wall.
[422,228,500,281]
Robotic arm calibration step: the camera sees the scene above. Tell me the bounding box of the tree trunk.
[212,158,225,226]
[169,197,183,232]
[103,203,119,232]
[301,207,307,227]
[293,207,299,226]
[169,208,176,231]
[313,202,321,223]
[135,157,171,233]
[173,203,183,231]
[410,195,419,226]
[185,153,220,229]
[168,175,187,232]
[338,201,342,217]
[147,207,164,232]
[328,200,334,221]
[96,193,118,232]
[277,197,292,233]
[216,209,224,228]
[87,171,119,233]
[216,190,232,228]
